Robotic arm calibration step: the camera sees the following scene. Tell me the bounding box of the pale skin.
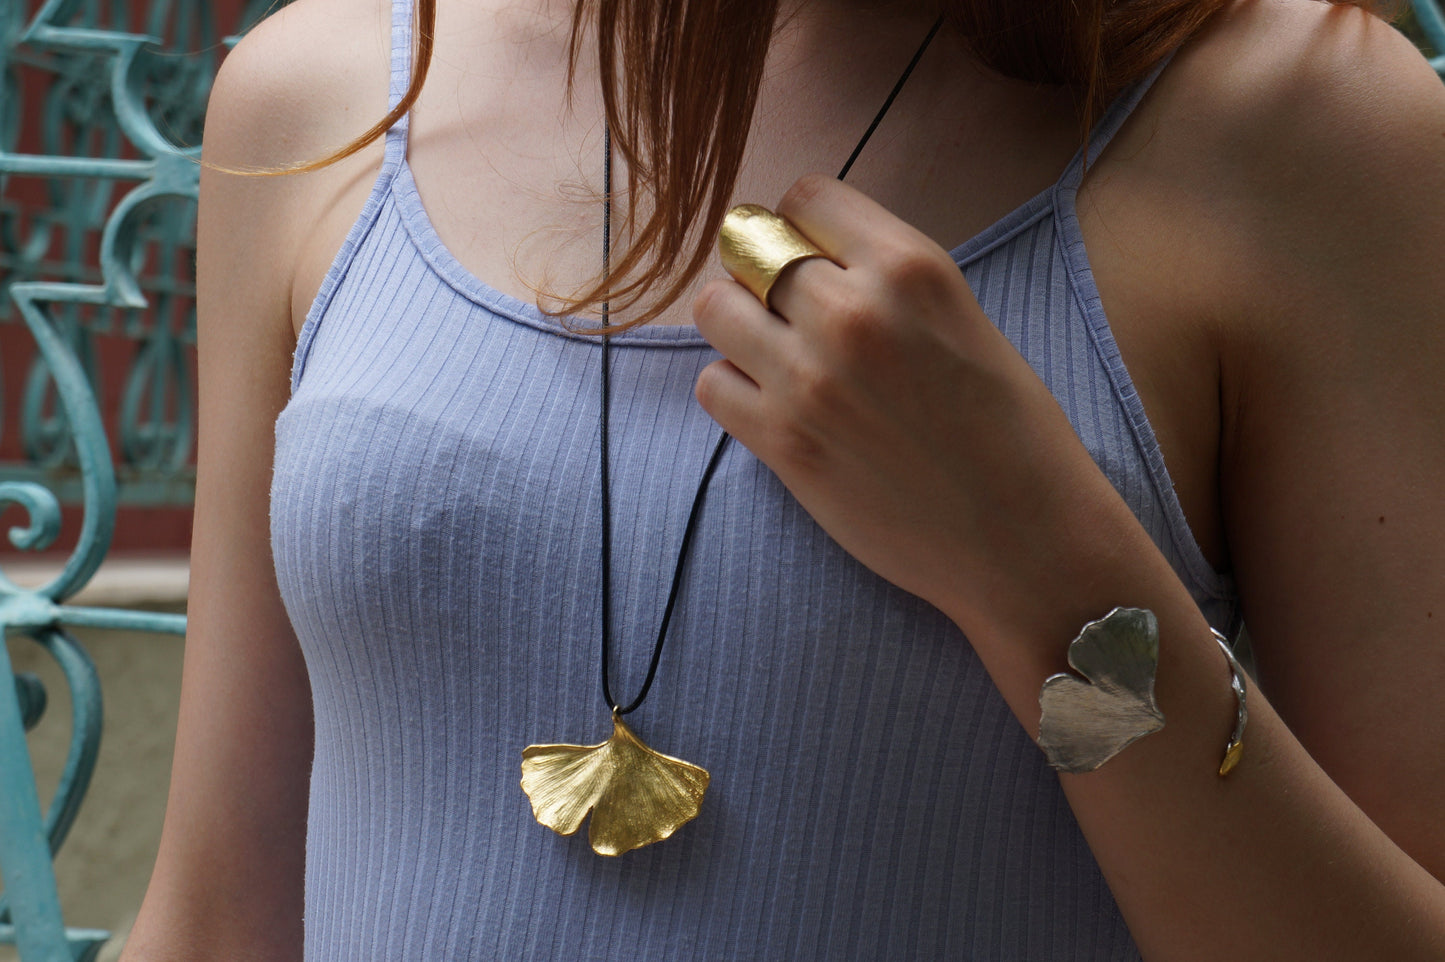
[122,0,1445,958]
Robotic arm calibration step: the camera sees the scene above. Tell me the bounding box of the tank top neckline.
[391,142,1086,348]
[290,0,1232,611]
[368,0,1175,348]
[390,156,1059,349]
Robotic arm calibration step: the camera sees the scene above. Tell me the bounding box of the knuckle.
[834,296,879,342]
[692,279,729,330]
[813,283,864,326]
[777,172,832,220]
[820,287,889,359]
[874,240,947,290]
[693,362,725,410]
[786,355,840,414]
[774,421,828,474]
[782,349,821,391]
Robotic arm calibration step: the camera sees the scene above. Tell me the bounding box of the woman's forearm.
[945,493,1445,962]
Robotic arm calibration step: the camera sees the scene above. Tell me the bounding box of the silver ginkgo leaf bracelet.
[1037,607,1248,776]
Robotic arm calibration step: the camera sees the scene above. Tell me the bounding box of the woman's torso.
[286,0,1232,573]
[269,0,1244,957]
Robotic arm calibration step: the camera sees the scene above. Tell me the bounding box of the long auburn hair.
[282,0,1388,330]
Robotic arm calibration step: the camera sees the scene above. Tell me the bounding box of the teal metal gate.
[1,0,267,957]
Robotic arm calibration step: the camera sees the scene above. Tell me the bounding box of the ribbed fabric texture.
[269,2,1238,958]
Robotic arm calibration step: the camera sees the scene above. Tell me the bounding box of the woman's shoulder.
[1161,0,1441,178]
[1099,0,1445,338]
[202,0,398,337]
[206,0,393,171]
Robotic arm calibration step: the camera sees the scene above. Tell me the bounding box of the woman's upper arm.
[1209,2,1445,880]
[123,2,387,956]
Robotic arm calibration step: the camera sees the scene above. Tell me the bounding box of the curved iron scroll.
[0,0,270,957]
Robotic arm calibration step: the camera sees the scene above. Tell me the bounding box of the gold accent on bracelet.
[1213,628,1249,777]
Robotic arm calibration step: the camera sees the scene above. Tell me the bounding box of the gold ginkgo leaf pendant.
[521,713,710,856]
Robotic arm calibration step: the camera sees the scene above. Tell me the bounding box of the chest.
[286,66,1226,581]
[282,170,1227,601]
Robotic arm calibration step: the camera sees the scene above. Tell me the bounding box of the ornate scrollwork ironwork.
[0,0,273,956]
[2,0,214,509]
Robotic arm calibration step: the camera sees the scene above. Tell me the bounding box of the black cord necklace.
[521,15,945,857]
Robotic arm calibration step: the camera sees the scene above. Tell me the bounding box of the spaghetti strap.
[384,0,414,163]
[1084,50,1176,163]
[290,0,415,390]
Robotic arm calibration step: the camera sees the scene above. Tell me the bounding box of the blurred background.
[3,1,261,958]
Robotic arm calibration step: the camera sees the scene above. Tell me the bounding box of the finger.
[693,278,792,386]
[764,253,852,331]
[775,172,923,269]
[694,358,767,444]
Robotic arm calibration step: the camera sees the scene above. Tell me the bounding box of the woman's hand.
[693,173,1135,642]
[691,10,1445,960]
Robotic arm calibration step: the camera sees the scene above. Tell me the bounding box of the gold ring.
[717,204,827,308]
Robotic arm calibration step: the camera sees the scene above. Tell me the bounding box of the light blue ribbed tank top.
[269,2,1238,957]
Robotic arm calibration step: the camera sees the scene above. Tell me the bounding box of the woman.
[122,0,1445,958]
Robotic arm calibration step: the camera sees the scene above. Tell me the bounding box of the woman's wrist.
[932,469,1193,678]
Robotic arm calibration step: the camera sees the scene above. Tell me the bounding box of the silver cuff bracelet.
[1038,607,1166,774]
[1037,608,1248,776]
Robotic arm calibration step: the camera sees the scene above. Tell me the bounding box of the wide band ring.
[717,204,828,309]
